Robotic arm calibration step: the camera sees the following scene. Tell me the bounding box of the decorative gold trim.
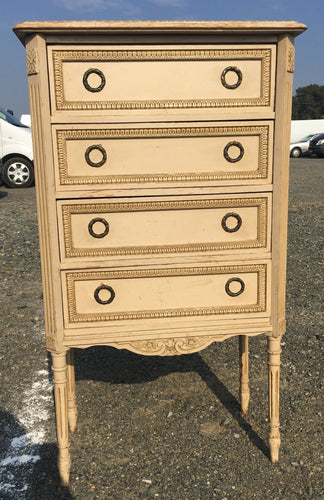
[52,48,272,111]
[61,197,268,258]
[65,263,267,323]
[56,125,270,185]
[27,48,39,75]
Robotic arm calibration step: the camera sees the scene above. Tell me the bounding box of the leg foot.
[58,447,71,486]
[67,349,78,433]
[269,434,281,463]
[239,335,249,415]
[268,336,282,463]
[52,351,71,486]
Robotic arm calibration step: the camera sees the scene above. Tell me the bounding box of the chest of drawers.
[14,20,306,485]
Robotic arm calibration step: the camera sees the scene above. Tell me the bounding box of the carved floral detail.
[46,335,57,350]
[27,48,39,75]
[108,337,220,356]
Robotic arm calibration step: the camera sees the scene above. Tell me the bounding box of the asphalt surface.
[0,157,323,499]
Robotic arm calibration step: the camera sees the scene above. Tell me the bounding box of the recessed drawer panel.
[48,45,275,117]
[57,194,271,262]
[53,122,273,189]
[62,262,270,328]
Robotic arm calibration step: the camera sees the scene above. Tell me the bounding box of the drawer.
[57,194,271,263]
[53,122,273,189]
[62,262,270,328]
[48,44,275,118]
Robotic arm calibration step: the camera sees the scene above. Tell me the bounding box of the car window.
[297,135,315,142]
[0,107,27,127]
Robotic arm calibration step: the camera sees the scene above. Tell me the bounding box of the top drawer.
[48,44,276,121]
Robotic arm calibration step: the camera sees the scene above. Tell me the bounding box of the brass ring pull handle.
[88,218,109,238]
[85,145,107,168]
[83,68,106,92]
[221,66,242,90]
[225,277,245,297]
[223,141,245,163]
[94,285,115,305]
[221,212,242,233]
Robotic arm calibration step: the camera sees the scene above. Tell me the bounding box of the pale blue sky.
[0,0,322,118]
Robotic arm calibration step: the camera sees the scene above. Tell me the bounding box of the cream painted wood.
[239,335,249,414]
[51,351,70,486]
[66,349,77,433]
[13,20,307,44]
[47,44,276,120]
[57,194,271,263]
[271,35,296,338]
[14,20,306,484]
[268,336,282,462]
[62,262,269,328]
[63,322,273,349]
[25,34,65,352]
[52,121,273,190]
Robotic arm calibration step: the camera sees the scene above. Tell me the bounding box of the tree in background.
[292,84,324,119]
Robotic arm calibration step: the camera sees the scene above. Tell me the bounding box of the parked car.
[289,133,320,158]
[0,106,34,188]
[308,133,324,158]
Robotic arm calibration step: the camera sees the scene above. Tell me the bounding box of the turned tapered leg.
[52,351,71,486]
[239,335,250,415]
[66,349,77,433]
[268,336,282,463]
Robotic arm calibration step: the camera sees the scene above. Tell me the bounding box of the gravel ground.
[0,158,323,499]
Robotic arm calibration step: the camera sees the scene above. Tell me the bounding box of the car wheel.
[290,147,302,158]
[2,157,34,188]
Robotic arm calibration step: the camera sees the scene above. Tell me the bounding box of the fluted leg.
[52,351,71,486]
[66,349,77,433]
[239,335,250,415]
[268,336,282,463]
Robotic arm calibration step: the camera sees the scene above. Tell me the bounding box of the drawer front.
[48,45,275,116]
[58,195,270,261]
[63,263,269,327]
[53,122,272,189]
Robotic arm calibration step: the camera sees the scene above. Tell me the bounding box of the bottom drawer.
[62,262,270,328]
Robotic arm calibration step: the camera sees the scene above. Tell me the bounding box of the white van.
[0,106,34,188]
